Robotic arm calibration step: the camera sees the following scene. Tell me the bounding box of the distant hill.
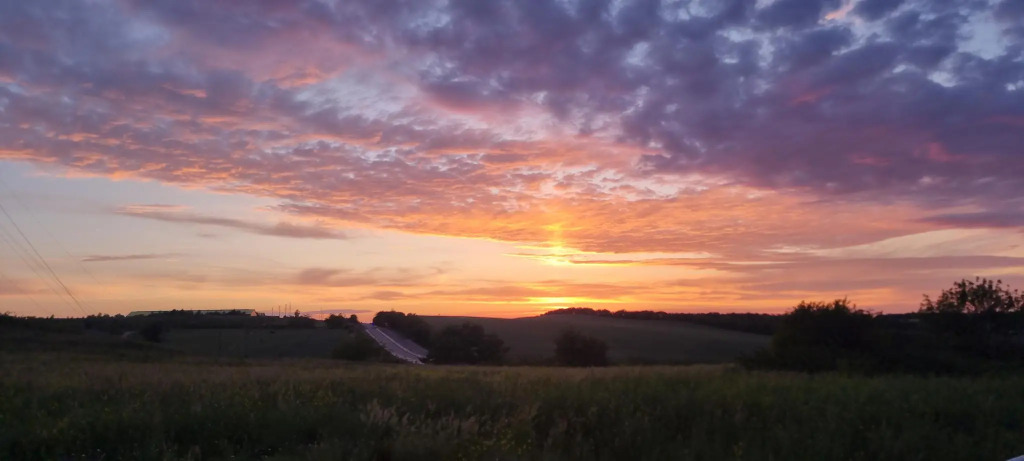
[2,312,770,364]
[542,307,783,335]
[422,314,770,364]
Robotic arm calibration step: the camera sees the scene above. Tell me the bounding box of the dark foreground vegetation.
[540,278,1024,375]
[748,278,1024,374]
[2,277,1024,459]
[2,350,1023,461]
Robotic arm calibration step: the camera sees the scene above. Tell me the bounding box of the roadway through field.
[362,323,428,364]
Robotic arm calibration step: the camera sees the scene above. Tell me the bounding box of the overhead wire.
[0,220,74,311]
[0,175,103,289]
[0,200,87,316]
[0,268,53,317]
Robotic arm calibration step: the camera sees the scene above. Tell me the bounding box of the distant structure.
[126,309,258,317]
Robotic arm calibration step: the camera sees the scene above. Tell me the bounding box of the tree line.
[746,278,1024,374]
[542,308,781,335]
[370,310,610,366]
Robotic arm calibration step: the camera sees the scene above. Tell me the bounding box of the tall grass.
[2,352,1022,460]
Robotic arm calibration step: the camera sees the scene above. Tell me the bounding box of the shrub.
[373,311,432,346]
[428,322,508,364]
[751,299,876,372]
[747,291,1024,374]
[920,277,1024,315]
[332,332,384,361]
[554,329,608,367]
[324,314,350,330]
[139,322,165,343]
[285,311,317,329]
[919,278,1024,359]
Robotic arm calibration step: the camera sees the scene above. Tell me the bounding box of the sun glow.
[525,297,617,305]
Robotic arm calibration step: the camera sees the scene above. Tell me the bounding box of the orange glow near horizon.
[1,2,1022,318]
[2,167,1023,319]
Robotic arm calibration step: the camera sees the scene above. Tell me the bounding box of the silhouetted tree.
[326,313,364,332]
[542,307,782,335]
[1,313,84,333]
[920,277,1023,315]
[427,322,507,364]
[919,278,1024,359]
[332,332,384,361]
[324,314,350,329]
[755,299,876,372]
[554,329,608,367]
[373,310,432,346]
[285,312,316,329]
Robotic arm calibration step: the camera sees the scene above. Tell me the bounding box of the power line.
[0,208,81,315]
[0,174,103,288]
[0,200,87,316]
[0,268,54,317]
[0,222,74,311]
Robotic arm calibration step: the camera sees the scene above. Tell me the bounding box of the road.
[362,323,428,364]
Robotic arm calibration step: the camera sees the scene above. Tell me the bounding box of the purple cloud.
[0,0,1021,256]
[855,0,906,21]
[293,267,444,288]
[81,254,177,263]
[115,206,346,240]
[921,211,1024,229]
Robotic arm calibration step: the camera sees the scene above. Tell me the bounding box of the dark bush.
[427,322,507,364]
[332,332,384,361]
[920,277,1024,315]
[373,311,432,346]
[139,322,165,343]
[919,278,1024,360]
[285,311,317,329]
[554,329,609,367]
[746,299,876,372]
[324,314,353,330]
[745,285,1024,375]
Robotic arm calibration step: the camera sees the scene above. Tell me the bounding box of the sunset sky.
[1,0,1023,318]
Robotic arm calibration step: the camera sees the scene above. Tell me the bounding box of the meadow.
[23,313,770,364]
[423,314,770,364]
[162,328,356,359]
[3,349,1023,461]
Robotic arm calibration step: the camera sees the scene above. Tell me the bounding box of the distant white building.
[126,309,257,317]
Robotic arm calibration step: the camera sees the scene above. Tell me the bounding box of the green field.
[423,314,770,364]
[2,349,1023,460]
[103,314,769,364]
[162,328,356,359]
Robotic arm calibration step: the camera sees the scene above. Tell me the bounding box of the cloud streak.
[81,253,176,263]
[115,205,347,240]
[3,0,1018,256]
[0,0,1022,315]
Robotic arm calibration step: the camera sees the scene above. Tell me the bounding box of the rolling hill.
[422,314,770,364]
[162,328,356,359]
